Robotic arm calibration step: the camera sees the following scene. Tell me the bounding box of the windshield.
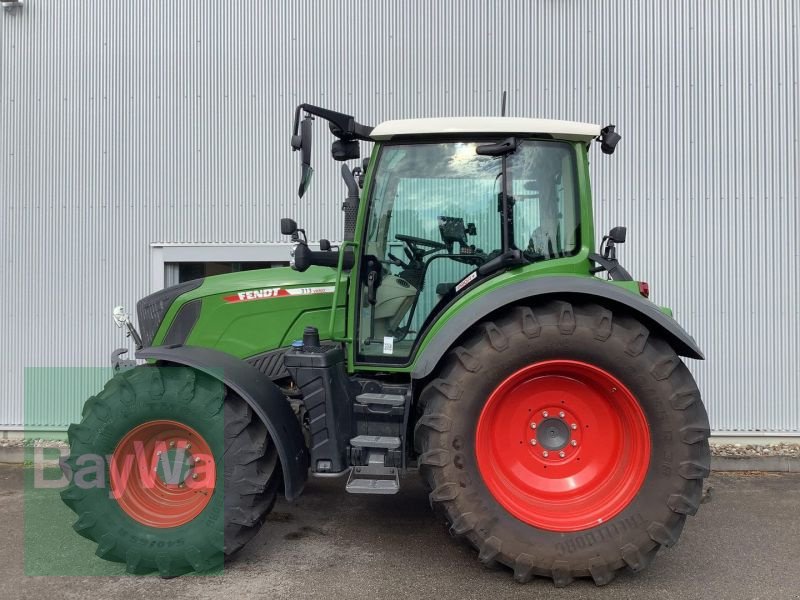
[358,139,580,361]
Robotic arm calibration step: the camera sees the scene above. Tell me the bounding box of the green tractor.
[61,103,710,586]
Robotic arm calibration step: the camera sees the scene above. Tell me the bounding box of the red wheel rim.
[110,420,216,528]
[475,360,650,532]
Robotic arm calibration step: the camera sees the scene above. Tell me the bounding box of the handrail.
[328,240,359,342]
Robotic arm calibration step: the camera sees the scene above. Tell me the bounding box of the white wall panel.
[1,0,797,431]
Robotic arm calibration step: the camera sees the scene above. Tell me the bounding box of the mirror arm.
[293,103,373,141]
[351,122,374,140]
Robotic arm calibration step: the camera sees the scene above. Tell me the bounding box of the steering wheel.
[395,234,447,252]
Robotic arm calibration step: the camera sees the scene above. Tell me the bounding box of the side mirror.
[599,124,621,155]
[280,218,298,236]
[291,115,314,198]
[331,139,360,161]
[319,239,331,251]
[608,226,627,244]
[299,164,313,198]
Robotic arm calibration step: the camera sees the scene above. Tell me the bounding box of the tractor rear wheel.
[415,301,710,587]
[61,365,281,576]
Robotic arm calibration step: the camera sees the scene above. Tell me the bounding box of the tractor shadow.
[239,473,636,593]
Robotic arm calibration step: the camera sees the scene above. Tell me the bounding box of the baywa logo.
[35,443,215,497]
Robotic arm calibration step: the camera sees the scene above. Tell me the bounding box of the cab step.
[345,435,401,495]
[345,464,400,495]
[355,393,405,407]
[349,435,401,449]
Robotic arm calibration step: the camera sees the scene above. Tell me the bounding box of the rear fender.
[136,345,309,500]
[411,275,704,380]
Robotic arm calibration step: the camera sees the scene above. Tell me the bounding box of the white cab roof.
[370,117,601,142]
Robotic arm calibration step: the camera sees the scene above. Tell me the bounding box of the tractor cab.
[355,127,585,361]
[286,106,617,365]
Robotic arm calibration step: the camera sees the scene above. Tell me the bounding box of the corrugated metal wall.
[1,0,798,432]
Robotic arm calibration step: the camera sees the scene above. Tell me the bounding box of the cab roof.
[370,117,601,142]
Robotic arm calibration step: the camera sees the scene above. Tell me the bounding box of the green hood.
[150,266,345,359]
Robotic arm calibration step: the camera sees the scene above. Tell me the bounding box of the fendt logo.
[223,286,335,303]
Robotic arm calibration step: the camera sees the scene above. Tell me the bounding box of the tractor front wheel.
[61,365,281,576]
[415,302,710,586]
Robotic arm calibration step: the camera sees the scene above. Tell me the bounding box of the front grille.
[136,278,204,347]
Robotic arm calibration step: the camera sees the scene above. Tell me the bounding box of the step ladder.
[345,435,401,495]
[354,392,405,412]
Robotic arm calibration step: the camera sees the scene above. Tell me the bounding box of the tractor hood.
[139,266,345,359]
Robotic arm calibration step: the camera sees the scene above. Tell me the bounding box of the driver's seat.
[397,267,425,291]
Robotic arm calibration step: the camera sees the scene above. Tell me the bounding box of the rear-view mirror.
[299,165,314,198]
[280,218,298,236]
[293,115,314,198]
[608,226,627,244]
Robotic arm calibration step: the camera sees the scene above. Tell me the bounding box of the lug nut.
[169,441,176,448]
[157,450,162,456]
[530,439,537,446]
[571,423,577,430]
[559,411,566,418]
[179,482,185,488]
[542,411,549,417]
[559,451,566,458]
[542,451,549,458]
[186,443,192,450]
[192,473,198,480]
[571,440,578,446]
[530,422,537,429]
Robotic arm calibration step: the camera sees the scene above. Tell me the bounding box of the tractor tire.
[60,365,281,576]
[414,301,710,587]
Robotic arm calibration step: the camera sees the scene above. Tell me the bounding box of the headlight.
[112,305,130,328]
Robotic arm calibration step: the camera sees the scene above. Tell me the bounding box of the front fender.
[136,344,309,500]
[411,275,703,380]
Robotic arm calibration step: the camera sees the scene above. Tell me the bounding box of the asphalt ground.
[1,464,798,600]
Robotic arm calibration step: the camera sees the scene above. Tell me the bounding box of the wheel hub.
[535,417,570,451]
[155,446,196,485]
[110,420,216,528]
[475,360,651,532]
